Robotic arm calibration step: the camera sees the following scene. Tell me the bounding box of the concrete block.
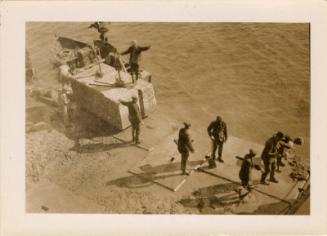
[69,63,156,130]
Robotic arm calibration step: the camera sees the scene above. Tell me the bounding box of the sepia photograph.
[1,1,327,235]
[25,21,310,214]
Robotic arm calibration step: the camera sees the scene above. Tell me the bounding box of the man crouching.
[239,149,256,190]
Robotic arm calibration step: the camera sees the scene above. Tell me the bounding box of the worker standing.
[239,149,256,190]
[119,95,142,144]
[121,40,150,82]
[260,132,284,185]
[207,116,228,163]
[177,122,194,175]
[58,64,74,128]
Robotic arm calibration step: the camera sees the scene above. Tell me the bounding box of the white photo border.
[1,1,327,235]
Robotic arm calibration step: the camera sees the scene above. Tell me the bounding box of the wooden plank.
[129,157,207,192]
[199,136,304,202]
[128,133,200,191]
[128,170,176,192]
[173,159,208,192]
[199,168,291,204]
[128,130,211,192]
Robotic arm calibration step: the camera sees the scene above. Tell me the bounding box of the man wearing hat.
[207,116,228,163]
[119,95,142,144]
[177,122,194,175]
[260,131,284,185]
[276,135,304,172]
[239,149,256,190]
[121,40,151,82]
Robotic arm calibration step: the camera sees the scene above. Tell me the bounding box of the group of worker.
[59,23,304,191]
[177,116,228,176]
[175,117,303,190]
[105,35,303,190]
[58,23,151,146]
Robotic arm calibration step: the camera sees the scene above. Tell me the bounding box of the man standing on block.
[177,122,194,175]
[207,116,228,163]
[121,40,151,82]
[260,131,284,185]
[119,95,142,144]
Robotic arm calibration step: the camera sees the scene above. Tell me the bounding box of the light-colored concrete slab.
[129,129,211,192]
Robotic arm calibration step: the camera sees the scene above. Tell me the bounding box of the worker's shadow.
[106,160,204,189]
[72,141,132,153]
[179,182,242,213]
[138,160,204,175]
[105,172,180,189]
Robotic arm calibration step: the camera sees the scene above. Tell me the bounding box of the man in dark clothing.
[95,37,117,61]
[121,40,151,82]
[239,149,256,190]
[207,116,228,163]
[119,96,142,144]
[260,132,284,185]
[178,122,194,175]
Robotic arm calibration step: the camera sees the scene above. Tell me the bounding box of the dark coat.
[239,154,253,181]
[207,120,228,143]
[120,100,142,125]
[178,128,194,154]
[121,45,150,65]
[261,136,278,161]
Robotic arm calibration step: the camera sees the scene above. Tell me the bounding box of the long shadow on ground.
[137,160,204,175]
[71,141,132,153]
[179,182,241,213]
[106,160,204,189]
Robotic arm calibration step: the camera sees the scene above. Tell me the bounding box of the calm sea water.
[26,22,310,165]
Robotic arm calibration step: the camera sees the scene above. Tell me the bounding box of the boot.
[269,177,279,183]
[218,157,224,163]
[183,170,190,175]
[260,176,269,185]
[208,158,217,168]
[260,180,270,185]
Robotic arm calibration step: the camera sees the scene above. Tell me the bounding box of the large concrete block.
[69,63,156,130]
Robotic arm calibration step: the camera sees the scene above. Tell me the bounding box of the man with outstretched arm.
[121,40,151,82]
